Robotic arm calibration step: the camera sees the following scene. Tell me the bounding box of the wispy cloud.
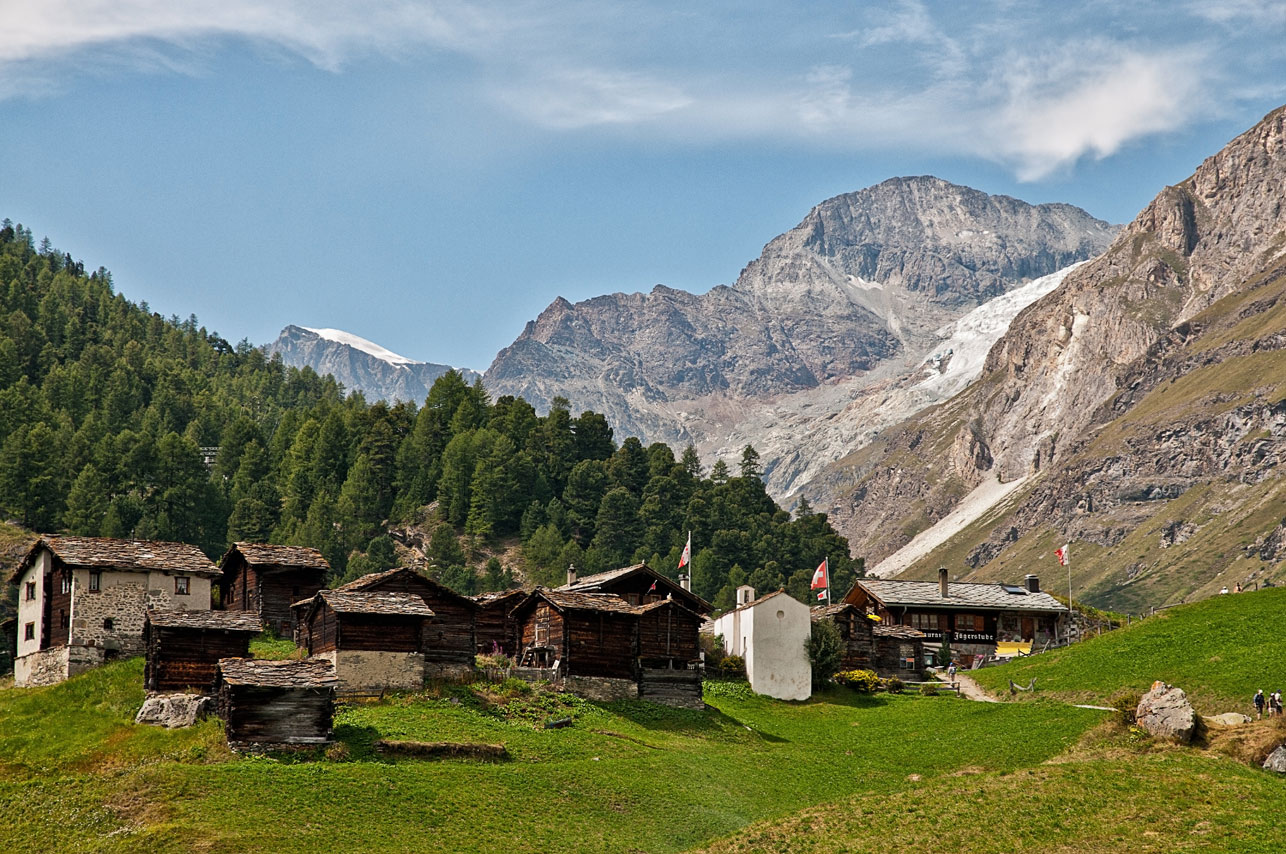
[0,0,1276,181]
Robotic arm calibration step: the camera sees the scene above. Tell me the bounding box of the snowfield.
[302,327,422,367]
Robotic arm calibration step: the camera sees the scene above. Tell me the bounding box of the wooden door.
[1020,616,1034,640]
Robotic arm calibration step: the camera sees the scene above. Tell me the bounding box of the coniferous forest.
[0,222,860,610]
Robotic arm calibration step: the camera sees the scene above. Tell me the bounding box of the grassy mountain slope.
[0,660,1096,853]
[971,586,1286,711]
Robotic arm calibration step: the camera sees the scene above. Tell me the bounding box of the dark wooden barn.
[334,568,477,676]
[634,597,703,669]
[811,603,876,672]
[872,624,927,676]
[219,542,330,638]
[471,588,525,656]
[512,589,638,679]
[297,590,434,656]
[214,658,337,748]
[558,563,712,615]
[144,609,263,693]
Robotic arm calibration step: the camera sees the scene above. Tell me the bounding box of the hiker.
[1221,586,1229,594]
[1274,691,1283,717]
[1234,583,1243,593]
[1255,689,1266,719]
[947,662,957,680]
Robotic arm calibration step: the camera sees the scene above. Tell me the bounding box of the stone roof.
[632,596,703,619]
[13,535,220,582]
[557,563,713,613]
[873,624,927,640]
[316,590,435,617]
[224,542,330,572]
[146,609,263,632]
[335,567,476,606]
[527,589,637,615]
[471,589,526,604]
[856,579,1068,613]
[811,603,857,620]
[217,657,338,688]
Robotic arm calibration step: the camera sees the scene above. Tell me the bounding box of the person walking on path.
[947,662,957,681]
[1273,691,1283,717]
[1255,689,1266,719]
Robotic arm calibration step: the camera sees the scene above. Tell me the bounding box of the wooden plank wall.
[474,601,516,655]
[564,612,635,679]
[305,605,338,654]
[636,607,700,666]
[258,571,324,636]
[220,685,334,744]
[145,627,254,692]
[362,575,476,665]
[336,615,422,652]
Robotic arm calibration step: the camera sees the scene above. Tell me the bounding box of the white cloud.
[497,68,692,128]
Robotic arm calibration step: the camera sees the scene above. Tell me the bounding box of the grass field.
[972,586,1286,712]
[0,662,1100,853]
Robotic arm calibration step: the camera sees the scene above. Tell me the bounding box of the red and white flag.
[1055,544,1070,567]
[678,532,691,569]
[810,557,829,590]
[817,589,827,601]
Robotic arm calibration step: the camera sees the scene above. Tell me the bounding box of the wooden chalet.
[214,658,337,748]
[219,542,329,638]
[557,563,713,615]
[844,569,1069,662]
[144,609,263,693]
[333,567,477,677]
[811,603,876,672]
[471,588,525,656]
[634,597,703,669]
[10,535,220,687]
[512,589,638,679]
[296,590,435,694]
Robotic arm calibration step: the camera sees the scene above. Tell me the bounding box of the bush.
[834,669,882,693]
[719,656,746,678]
[1110,690,1141,727]
[919,682,939,697]
[885,677,904,694]
[806,620,844,690]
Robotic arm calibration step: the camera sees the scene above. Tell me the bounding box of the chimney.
[566,563,578,586]
[938,567,949,599]
[737,585,755,607]
[1025,574,1040,593]
[679,572,691,592]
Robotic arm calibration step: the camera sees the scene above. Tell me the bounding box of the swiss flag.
[810,557,829,590]
[1055,544,1070,566]
[678,532,691,569]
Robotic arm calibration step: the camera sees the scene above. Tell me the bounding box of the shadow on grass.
[332,723,388,762]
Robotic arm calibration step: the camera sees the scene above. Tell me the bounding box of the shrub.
[806,620,844,690]
[1110,690,1141,727]
[919,682,939,697]
[886,677,904,694]
[719,656,746,678]
[834,669,881,693]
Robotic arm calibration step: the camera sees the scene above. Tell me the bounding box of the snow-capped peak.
[301,327,422,367]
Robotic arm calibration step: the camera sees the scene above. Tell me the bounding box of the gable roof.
[335,566,477,607]
[471,588,526,607]
[216,657,337,689]
[145,609,263,633]
[12,535,219,583]
[854,578,1068,613]
[811,603,858,621]
[515,588,638,616]
[723,588,806,616]
[632,596,704,620]
[557,563,713,613]
[313,590,435,618]
[222,542,330,573]
[873,624,927,640]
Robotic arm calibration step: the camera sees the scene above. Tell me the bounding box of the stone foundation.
[14,645,105,687]
[563,675,639,702]
[424,660,476,682]
[318,650,425,695]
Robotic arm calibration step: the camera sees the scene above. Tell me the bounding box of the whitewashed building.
[11,536,219,686]
[711,586,812,701]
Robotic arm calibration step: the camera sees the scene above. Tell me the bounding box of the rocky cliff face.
[265,325,479,404]
[485,177,1117,494]
[818,106,1286,611]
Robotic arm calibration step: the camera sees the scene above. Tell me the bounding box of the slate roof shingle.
[316,590,435,617]
[13,535,220,583]
[226,542,330,571]
[857,579,1068,613]
[216,657,338,688]
[145,610,263,632]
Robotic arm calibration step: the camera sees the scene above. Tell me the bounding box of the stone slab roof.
[217,657,337,688]
[856,579,1068,613]
[471,589,526,606]
[632,597,704,619]
[557,562,713,613]
[318,590,435,617]
[528,589,637,615]
[811,603,857,620]
[225,542,330,572]
[335,567,476,606]
[146,609,263,633]
[13,535,219,583]
[873,624,927,640]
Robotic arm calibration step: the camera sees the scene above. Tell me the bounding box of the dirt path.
[938,672,999,702]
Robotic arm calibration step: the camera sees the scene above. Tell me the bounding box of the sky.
[2,1,1285,371]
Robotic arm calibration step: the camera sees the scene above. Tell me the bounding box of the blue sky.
[2,1,1285,371]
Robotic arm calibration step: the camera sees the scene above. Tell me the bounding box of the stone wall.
[425,661,475,682]
[318,650,426,695]
[564,675,639,702]
[71,569,212,657]
[14,645,104,687]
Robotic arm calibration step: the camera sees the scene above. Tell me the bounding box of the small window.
[25,581,35,601]
[61,575,71,594]
[89,571,101,592]
[174,576,190,596]
[103,618,114,631]
[24,622,34,641]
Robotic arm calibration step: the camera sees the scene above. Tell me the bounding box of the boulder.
[1263,746,1286,773]
[1135,681,1197,743]
[135,693,213,728]
[1205,712,1252,728]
